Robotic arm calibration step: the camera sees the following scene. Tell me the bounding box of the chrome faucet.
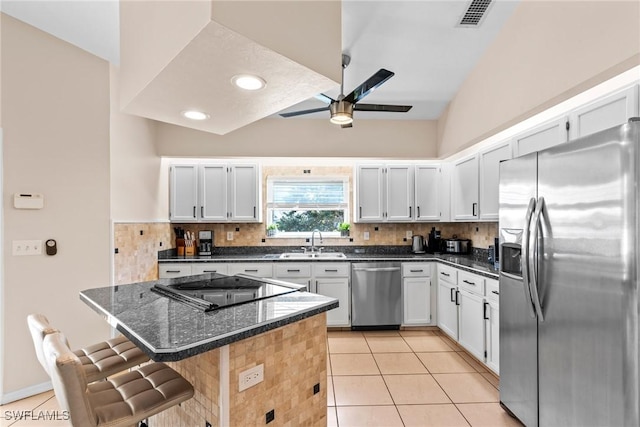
[311,229,323,253]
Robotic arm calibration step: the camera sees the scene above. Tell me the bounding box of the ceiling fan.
[279,54,412,128]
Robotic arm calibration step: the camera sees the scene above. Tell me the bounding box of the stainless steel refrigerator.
[498,118,639,427]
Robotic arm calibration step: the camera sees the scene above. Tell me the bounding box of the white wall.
[0,14,111,399]
[437,0,640,158]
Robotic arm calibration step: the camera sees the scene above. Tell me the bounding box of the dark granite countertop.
[80,274,338,362]
[158,250,499,279]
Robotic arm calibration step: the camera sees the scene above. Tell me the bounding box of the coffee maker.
[427,227,442,253]
[198,230,214,256]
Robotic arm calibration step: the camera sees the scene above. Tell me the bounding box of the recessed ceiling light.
[181,110,209,121]
[232,74,266,91]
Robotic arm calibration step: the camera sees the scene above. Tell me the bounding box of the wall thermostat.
[45,239,57,256]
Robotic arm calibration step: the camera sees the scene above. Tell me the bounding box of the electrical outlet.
[363,231,370,240]
[406,230,413,239]
[313,383,320,395]
[265,409,275,424]
[13,240,42,256]
[227,231,233,241]
[239,364,264,392]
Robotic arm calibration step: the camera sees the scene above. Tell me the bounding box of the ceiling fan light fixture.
[181,110,210,120]
[232,74,266,91]
[329,101,354,125]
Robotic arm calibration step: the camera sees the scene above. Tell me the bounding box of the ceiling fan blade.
[314,93,335,104]
[279,106,329,118]
[343,69,395,104]
[341,123,353,129]
[354,103,413,113]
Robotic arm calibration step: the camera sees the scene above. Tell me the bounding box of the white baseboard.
[0,381,52,405]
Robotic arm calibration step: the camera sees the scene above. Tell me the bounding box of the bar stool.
[27,313,150,383]
[43,331,194,427]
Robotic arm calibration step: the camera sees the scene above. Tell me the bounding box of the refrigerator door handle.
[522,197,537,318]
[529,197,546,322]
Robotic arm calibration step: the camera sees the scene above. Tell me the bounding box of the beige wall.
[1,15,111,396]
[156,118,438,158]
[437,0,640,158]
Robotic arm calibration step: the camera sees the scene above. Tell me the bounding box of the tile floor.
[0,329,522,426]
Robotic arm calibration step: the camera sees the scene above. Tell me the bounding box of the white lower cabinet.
[402,263,431,326]
[227,263,273,278]
[458,289,485,361]
[192,264,228,275]
[313,263,350,327]
[485,299,500,374]
[158,263,192,278]
[437,280,459,340]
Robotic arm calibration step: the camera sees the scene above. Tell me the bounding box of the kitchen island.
[80,273,337,427]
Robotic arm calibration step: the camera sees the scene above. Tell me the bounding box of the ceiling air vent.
[458,0,493,27]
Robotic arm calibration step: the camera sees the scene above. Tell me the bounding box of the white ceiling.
[1,0,520,123]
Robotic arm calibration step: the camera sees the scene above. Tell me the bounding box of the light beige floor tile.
[332,376,394,406]
[6,395,71,427]
[327,376,335,406]
[440,335,466,351]
[330,353,380,376]
[327,406,338,427]
[0,391,54,413]
[480,371,499,390]
[417,352,477,373]
[328,336,370,354]
[403,335,454,352]
[457,351,488,373]
[327,356,332,376]
[383,374,451,405]
[433,373,499,403]
[456,403,523,426]
[362,330,401,337]
[328,330,363,338]
[336,405,403,427]
[399,329,437,337]
[365,336,412,353]
[397,404,471,427]
[374,352,428,375]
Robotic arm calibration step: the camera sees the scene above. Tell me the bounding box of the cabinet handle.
[491,290,499,295]
[483,302,489,320]
[463,280,476,286]
[253,206,256,218]
[193,206,196,218]
[203,270,217,273]
[441,272,450,277]
[166,270,181,273]
[287,269,300,273]
[455,290,460,306]
[325,269,338,272]
[244,269,258,272]
[417,206,421,218]
[409,206,412,217]
[472,202,477,216]
[450,288,455,302]
[359,207,362,218]
[201,206,204,217]
[410,269,423,273]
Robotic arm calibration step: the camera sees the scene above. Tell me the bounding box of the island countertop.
[80,274,338,362]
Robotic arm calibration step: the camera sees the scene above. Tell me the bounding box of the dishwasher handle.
[352,267,401,272]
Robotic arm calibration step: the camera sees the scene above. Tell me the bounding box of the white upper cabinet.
[570,85,639,139]
[478,141,512,221]
[386,165,414,221]
[355,165,384,222]
[170,163,260,223]
[513,116,569,158]
[451,155,479,221]
[170,165,199,221]
[415,165,441,221]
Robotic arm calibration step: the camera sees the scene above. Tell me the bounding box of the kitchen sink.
[278,252,346,259]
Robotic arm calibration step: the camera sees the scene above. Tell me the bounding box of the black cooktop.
[152,274,300,312]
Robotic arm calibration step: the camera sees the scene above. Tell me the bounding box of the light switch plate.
[363,231,370,240]
[406,230,413,239]
[13,240,42,256]
[226,232,233,241]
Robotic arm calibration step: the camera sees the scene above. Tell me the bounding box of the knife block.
[185,246,195,256]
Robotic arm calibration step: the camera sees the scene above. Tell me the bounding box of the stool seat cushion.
[74,335,150,383]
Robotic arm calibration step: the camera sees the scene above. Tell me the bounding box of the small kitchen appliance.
[427,227,442,253]
[443,236,471,254]
[411,235,425,253]
[198,230,214,256]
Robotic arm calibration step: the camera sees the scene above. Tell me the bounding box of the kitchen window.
[266,177,349,237]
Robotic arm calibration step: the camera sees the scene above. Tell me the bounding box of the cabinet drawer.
[485,278,499,303]
[158,263,192,278]
[274,263,312,278]
[313,263,350,278]
[402,263,431,277]
[437,264,457,284]
[192,264,228,275]
[227,263,273,278]
[458,270,485,296]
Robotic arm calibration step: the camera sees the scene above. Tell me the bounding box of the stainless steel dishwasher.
[351,262,402,329]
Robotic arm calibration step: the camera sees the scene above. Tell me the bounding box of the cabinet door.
[570,85,638,139]
[403,277,431,325]
[452,155,479,221]
[158,263,192,278]
[229,164,259,222]
[192,264,228,275]
[386,165,414,221]
[485,300,499,374]
[437,281,458,340]
[513,117,568,157]
[169,165,198,221]
[200,164,227,221]
[415,165,441,221]
[458,290,485,361]
[227,263,273,278]
[316,278,350,326]
[355,165,384,222]
[479,142,512,221]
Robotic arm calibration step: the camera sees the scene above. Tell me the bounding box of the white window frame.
[266,176,349,238]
